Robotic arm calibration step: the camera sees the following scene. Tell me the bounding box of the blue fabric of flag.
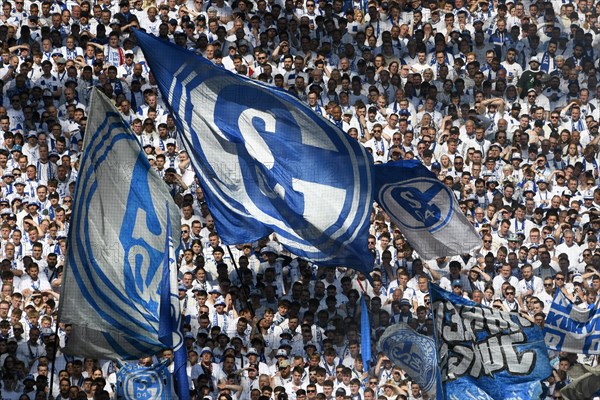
[58,89,182,360]
[361,296,371,371]
[117,359,173,400]
[374,160,480,258]
[430,284,552,400]
[158,206,189,399]
[378,322,439,398]
[134,30,374,273]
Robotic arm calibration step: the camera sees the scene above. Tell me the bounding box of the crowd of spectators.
[0,0,598,398]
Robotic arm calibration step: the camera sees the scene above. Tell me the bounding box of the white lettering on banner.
[434,301,537,380]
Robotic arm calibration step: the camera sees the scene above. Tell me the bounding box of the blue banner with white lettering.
[544,289,600,354]
[430,284,552,400]
[374,161,480,258]
[378,322,439,398]
[117,358,173,400]
[134,30,374,273]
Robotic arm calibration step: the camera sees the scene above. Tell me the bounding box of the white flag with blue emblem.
[374,160,480,258]
[58,89,182,360]
[134,30,374,272]
[378,322,439,398]
[117,358,173,399]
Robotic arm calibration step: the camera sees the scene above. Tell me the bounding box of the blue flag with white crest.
[374,161,480,258]
[134,30,374,272]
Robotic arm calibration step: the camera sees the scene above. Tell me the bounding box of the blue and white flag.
[117,359,173,400]
[134,30,374,272]
[58,89,182,360]
[378,322,439,398]
[374,161,480,258]
[430,284,552,400]
[159,208,189,399]
[544,289,600,354]
[361,296,371,371]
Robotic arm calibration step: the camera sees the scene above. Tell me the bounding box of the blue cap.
[452,279,462,287]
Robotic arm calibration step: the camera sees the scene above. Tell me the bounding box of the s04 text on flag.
[374,160,480,259]
[134,30,374,273]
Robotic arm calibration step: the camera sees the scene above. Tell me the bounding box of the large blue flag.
[544,288,600,354]
[378,322,439,398]
[58,89,182,360]
[134,30,374,272]
[430,284,552,400]
[374,161,480,258]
